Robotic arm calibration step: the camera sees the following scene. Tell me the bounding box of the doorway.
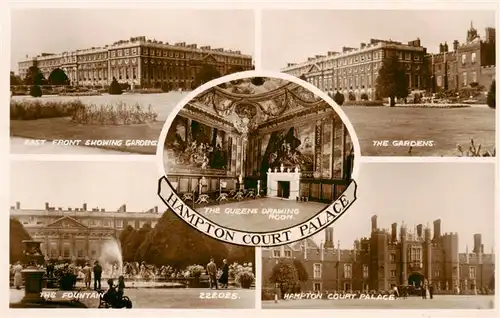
[408,272,424,288]
[277,181,290,199]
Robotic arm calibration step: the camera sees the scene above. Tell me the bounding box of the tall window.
[273,250,281,258]
[284,250,292,258]
[462,72,468,87]
[314,283,321,292]
[363,264,369,279]
[344,263,352,279]
[471,71,477,83]
[471,52,477,63]
[410,246,422,263]
[437,76,442,87]
[469,266,476,279]
[461,54,467,65]
[313,264,322,279]
[50,242,58,258]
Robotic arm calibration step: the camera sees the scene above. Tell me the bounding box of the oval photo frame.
[157,70,361,247]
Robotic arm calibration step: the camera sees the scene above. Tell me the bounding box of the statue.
[268,168,271,173]
[280,163,284,172]
[294,166,299,173]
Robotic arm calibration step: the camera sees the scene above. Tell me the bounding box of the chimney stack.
[154,206,159,213]
[391,223,397,243]
[371,215,377,232]
[15,202,20,210]
[324,227,334,248]
[303,239,308,259]
[439,43,444,53]
[433,219,441,241]
[45,202,49,210]
[416,224,423,237]
[443,42,449,52]
[453,40,459,51]
[83,203,87,211]
[473,234,482,254]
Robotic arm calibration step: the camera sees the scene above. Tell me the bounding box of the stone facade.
[18,36,253,88]
[10,201,161,262]
[429,24,496,92]
[281,39,427,100]
[262,217,495,293]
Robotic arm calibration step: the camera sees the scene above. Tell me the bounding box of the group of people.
[206,258,229,290]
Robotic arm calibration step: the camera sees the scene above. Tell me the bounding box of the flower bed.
[59,90,102,96]
[72,102,157,125]
[184,265,205,288]
[53,264,77,291]
[394,103,470,108]
[344,100,384,107]
[135,88,165,94]
[229,262,255,289]
[10,100,83,120]
[10,100,158,125]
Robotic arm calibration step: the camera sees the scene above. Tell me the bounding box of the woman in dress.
[218,259,229,289]
[13,261,23,289]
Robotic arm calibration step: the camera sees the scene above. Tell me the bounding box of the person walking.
[206,258,218,290]
[82,263,92,289]
[13,261,23,290]
[218,259,229,289]
[93,260,103,290]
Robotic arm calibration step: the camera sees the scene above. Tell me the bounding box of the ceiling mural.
[189,78,326,137]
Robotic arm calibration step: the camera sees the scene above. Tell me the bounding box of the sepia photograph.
[10,8,254,155]
[261,162,495,309]
[262,10,496,157]
[9,161,256,309]
[161,76,356,234]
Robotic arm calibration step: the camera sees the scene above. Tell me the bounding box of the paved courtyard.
[198,197,328,232]
[11,287,255,308]
[263,295,495,309]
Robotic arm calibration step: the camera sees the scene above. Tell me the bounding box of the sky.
[310,162,495,253]
[11,161,495,253]
[10,161,163,213]
[10,9,255,72]
[262,10,496,70]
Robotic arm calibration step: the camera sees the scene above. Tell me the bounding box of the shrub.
[348,92,356,101]
[487,80,495,109]
[71,102,157,125]
[137,88,164,94]
[333,91,345,106]
[161,82,171,92]
[29,85,42,97]
[10,100,83,120]
[185,265,204,279]
[229,262,255,289]
[457,139,495,157]
[344,100,384,106]
[109,77,123,95]
[360,93,369,101]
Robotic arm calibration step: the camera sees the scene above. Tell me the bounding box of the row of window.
[22,217,156,228]
[436,71,478,87]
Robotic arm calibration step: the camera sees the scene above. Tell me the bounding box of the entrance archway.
[408,272,424,288]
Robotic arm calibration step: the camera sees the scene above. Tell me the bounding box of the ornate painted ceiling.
[188,77,327,136]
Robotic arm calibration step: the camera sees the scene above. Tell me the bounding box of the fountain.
[99,239,124,279]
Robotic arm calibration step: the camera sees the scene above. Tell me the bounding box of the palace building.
[262,216,495,294]
[17,36,253,89]
[10,201,162,263]
[281,24,496,100]
[163,78,354,232]
[281,38,427,101]
[428,24,496,92]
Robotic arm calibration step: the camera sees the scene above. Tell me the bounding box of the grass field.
[343,106,495,156]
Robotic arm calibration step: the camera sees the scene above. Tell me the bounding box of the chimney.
[443,42,449,52]
[466,245,469,263]
[320,242,324,261]
[327,51,337,56]
[453,40,459,51]
[424,227,431,241]
[324,227,334,248]
[154,206,159,213]
[45,202,49,210]
[83,203,87,211]
[433,219,441,240]
[15,202,20,210]
[353,241,357,261]
[337,240,341,261]
[122,204,127,212]
[439,43,444,53]
[360,43,366,49]
[391,223,397,243]
[371,215,377,232]
[473,234,482,254]
[481,244,484,254]
[416,224,423,237]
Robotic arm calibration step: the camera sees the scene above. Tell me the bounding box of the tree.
[333,91,345,106]
[109,77,123,95]
[225,244,255,264]
[135,210,229,268]
[251,77,265,86]
[375,55,409,106]
[119,225,134,248]
[487,80,495,109]
[292,259,309,282]
[122,228,140,262]
[348,92,356,101]
[24,65,46,86]
[268,261,299,297]
[48,68,70,86]
[29,85,42,97]
[194,64,221,88]
[360,93,369,101]
[10,72,22,86]
[10,217,32,264]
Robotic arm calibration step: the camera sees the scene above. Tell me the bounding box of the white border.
[155,70,362,246]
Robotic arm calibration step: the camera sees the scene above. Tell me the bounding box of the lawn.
[342,106,495,156]
[10,117,164,154]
